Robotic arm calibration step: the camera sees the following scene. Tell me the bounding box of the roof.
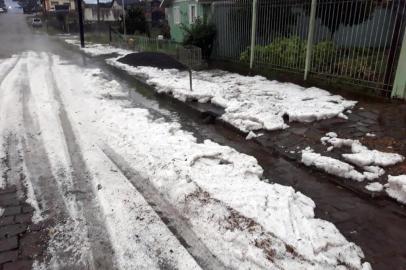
[160,0,214,8]
[115,0,141,7]
[83,0,115,8]
[82,0,114,6]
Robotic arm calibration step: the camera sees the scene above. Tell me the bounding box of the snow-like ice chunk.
[385,175,406,204]
[245,131,257,140]
[326,132,338,138]
[301,150,365,182]
[107,56,356,132]
[65,39,132,57]
[365,182,384,192]
[321,133,404,168]
[343,150,404,167]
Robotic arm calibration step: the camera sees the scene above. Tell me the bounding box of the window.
[189,4,197,24]
[173,7,180,25]
[51,1,58,6]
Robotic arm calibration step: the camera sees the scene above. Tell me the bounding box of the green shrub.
[312,41,336,70]
[182,18,216,59]
[336,54,386,81]
[240,36,306,67]
[238,37,387,81]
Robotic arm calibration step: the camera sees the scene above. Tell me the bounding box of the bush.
[239,37,388,81]
[312,41,336,70]
[240,37,306,67]
[182,18,216,59]
[336,54,386,81]
[240,37,337,70]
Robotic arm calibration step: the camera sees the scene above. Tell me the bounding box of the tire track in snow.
[0,55,20,86]
[20,60,69,220]
[3,134,25,199]
[47,54,117,270]
[20,55,97,268]
[101,144,229,270]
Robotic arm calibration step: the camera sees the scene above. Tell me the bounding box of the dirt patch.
[118,52,188,71]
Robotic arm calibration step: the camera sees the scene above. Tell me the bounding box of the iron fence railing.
[109,28,203,69]
[132,35,181,56]
[211,0,406,96]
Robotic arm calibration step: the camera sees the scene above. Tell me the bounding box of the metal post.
[249,0,258,70]
[304,0,317,80]
[122,0,126,40]
[76,0,85,48]
[109,24,112,43]
[391,30,406,99]
[97,0,100,23]
[189,69,193,91]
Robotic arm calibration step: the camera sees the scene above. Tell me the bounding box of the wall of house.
[45,0,75,11]
[165,0,204,42]
[84,7,120,22]
[83,2,121,22]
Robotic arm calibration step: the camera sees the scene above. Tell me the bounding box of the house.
[115,0,140,10]
[116,0,164,26]
[43,0,76,12]
[160,0,212,42]
[83,0,122,22]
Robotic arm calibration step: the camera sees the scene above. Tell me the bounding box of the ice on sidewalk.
[385,175,406,204]
[107,55,356,132]
[64,39,132,57]
[365,182,384,192]
[301,148,365,182]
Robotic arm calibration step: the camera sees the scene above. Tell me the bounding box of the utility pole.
[76,0,85,47]
[76,0,85,48]
[97,0,100,23]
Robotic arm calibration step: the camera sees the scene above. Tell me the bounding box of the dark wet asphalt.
[1,9,406,270]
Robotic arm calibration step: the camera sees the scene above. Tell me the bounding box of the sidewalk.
[258,99,406,199]
[0,186,46,270]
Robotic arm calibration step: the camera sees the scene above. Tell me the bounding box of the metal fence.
[131,35,181,56]
[211,0,406,96]
[109,29,203,68]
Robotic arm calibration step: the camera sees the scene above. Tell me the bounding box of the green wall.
[392,31,406,99]
[166,0,205,42]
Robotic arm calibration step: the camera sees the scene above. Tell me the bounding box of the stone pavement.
[255,99,406,200]
[0,185,47,270]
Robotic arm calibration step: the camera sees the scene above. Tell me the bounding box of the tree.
[121,7,147,35]
[230,1,298,40]
[311,0,377,39]
[182,18,217,59]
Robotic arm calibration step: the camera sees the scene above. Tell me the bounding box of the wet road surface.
[0,10,405,270]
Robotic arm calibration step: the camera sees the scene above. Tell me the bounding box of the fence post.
[109,25,112,43]
[391,30,406,99]
[304,0,317,81]
[249,0,258,70]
